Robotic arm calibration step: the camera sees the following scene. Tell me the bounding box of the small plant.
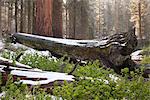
[54,66,150,100]
[20,53,74,73]
[0,49,150,100]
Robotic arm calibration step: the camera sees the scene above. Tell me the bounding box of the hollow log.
[12,29,137,73]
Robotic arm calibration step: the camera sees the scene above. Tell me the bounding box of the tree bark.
[114,0,119,33]
[32,0,36,33]
[15,0,18,32]
[67,0,93,39]
[138,2,142,39]
[12,29,137,73]
[35,0,53,36]
[20,0,24,32]
[52,0,63,38]
[0,0,1,38]
[28,0,32,33]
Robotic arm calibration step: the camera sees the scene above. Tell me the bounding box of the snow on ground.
[11,43,30,50]
[11,43,51,57]
[0,42,58,62]
[0,57,32,69]
[11,43,53,57]
[21,48,58,62]
[24,49,51,57]
[0,92,6,98]
[11,43,51,56]
[0,91,63,100]
[80,74,119,84]
[0,40,5,50]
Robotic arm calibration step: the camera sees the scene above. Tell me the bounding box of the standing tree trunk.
[52,0,63,38]
[130,0,147,40]
[0,0,1,38]
[8,0,13,34]
[28,0,32,33]
[138,2,142,39]
[35,0,53,37]
[15,0,18,32]
[32,0,36,33]
[67,0,93,39]
[20,0,24,32]
[114,0,119,33]
[73,0,76,39]
[67,0,77,39]
[79,0,91,39]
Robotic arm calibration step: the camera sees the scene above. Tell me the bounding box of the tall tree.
[114,0,120,33]
[32,0,36,33]
[52,0,63,38]
[67,0,93,39]
[130,0,147,39]
[35,0,53,36]
[0,0,1,38]
[105,0,113,34]
[123,0,131,32]
[8,0,13,34]
[15,0,18,32]
[67,0,76,39]
[20,0,24,32]
[28,0,32,33]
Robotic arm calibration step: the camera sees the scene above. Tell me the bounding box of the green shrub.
[19,53,75,73]
[0,50,150,100]
[53,67,150,100]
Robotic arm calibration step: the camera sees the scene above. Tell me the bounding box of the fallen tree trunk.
[12,29,137,73]
[0,63,74,87]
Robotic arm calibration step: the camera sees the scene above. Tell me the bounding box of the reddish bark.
[35,0,53,36]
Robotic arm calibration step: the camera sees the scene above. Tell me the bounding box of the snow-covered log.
[0,65,74,87]
[0,57,74,87]
[12,29,137,73]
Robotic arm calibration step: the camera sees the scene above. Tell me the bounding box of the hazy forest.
[0,0,150,99]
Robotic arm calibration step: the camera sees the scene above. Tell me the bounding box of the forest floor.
[0,41,150,99]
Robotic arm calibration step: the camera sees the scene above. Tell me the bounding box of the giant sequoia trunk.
[35,0,63,37]
[12,29,137,73]
[35,0,53,36]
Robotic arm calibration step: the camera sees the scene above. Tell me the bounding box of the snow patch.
[24,49,50,57]
[109,74,119,82]
[0,40,5,50]
[11,70,74,85]
[0,57,32,68]
[11,43,30,50]
[0,92,6,98]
